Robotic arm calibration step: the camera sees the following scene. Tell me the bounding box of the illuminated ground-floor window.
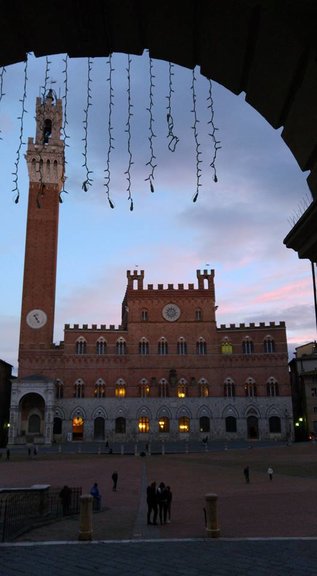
[158,417,170,433]
[138,416,150,433]
[178,416,190,433]
[72,416,84,440]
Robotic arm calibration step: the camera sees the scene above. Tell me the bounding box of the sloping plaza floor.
[1,442,317,575]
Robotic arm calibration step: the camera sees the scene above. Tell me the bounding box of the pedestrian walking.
[157,482,168,525]
[146,481,158,525]
[59,485,72,515]
[243,466,250,483]
[267,466,274,481]
[166,485,172,523]
[90,482,101,511]
[112,471,118,491]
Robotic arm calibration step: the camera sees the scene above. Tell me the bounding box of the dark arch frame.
[1,0,317,259]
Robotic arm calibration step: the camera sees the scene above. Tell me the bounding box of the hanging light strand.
[36,56,53,207]
[81,57,94,192]
[104,54,115,209]
[0,66,6,141]
[207,79,221,183]
[145,52,156,193]
[12,55,29,204]
[125,54,134,211]
[191,67,202,203]
[166,62,179,152]
[60,54,70,203]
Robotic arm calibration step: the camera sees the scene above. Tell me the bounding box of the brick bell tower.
[18,90,64,369]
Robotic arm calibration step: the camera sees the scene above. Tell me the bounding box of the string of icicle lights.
[0,53,221,209]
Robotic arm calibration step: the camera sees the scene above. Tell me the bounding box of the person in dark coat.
[166,485,172,523]
[157,482,168,525]
[146,481,158,525]
[112,471,118,491]
[243,466,250,483]
[59,485,72,515]
[90,482,101,510]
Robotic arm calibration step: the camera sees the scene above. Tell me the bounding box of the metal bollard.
[78,494,93,541]
[205,493,220,538]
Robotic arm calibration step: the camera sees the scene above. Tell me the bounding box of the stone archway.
[8,375,55,445]
[1,2,317,263]
[1,2,317,214]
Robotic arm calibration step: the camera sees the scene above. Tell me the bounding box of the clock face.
[26,309,47,329]
[162,303,181,322]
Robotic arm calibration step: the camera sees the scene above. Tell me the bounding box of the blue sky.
[0,52,315,373]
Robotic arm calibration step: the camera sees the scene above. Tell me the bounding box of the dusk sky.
[0,52,315,373]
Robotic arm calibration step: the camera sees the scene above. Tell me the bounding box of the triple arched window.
[264,337,275,353]
[242,338,254,355]
[177,337,187,355]
[139,338,149,355]
[196,338,207,355]
[75,338,87,355]
[96,338,107,355]
[74,379,84,398]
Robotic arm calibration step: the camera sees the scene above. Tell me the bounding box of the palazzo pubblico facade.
[8,92,293,446]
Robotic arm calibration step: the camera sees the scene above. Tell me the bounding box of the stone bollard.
[205,493,220,538]
[78,494,93,541]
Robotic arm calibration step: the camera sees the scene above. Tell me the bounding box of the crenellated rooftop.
[126,269,215,292]
[65,324,125,332]
[218,321,285,330]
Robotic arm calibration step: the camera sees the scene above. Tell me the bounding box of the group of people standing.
[147,481,172,525]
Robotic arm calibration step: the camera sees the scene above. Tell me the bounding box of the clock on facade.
[26,309,47,329]
[162,303,181,322]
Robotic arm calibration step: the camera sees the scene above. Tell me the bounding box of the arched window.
[221,339,233,354]
[94,379,105,398]
[178,416,190,433]
[264,337,275,353]
[225,416,237,433]
[177,337,187,355]
[269,416,281,433]
[177,379,187,398]
[141,309,148,321]
[96,338,106,355]
[199,416,210,433]
[242,338,254,355]
[224,378,235,397]
[158,417,170,433]
[55,379,63,399]
[224,378,236,398]
[115,417,126,434]
[199,378,209,397]
[267,377,279,397]
[43,118,52,143]
[158,337,168,355]
[115,379,126,398]
[139,338,149,355]
[195,308,202,321]
[74,379,84,398]
[138,416,150,433]
[76,338,87,355]
[116,338,127,355]
[196,338,207,355]
[159,378,168,398]
[139,379,150,397]
[245,378,257,397]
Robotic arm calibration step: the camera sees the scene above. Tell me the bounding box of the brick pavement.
[1,443,317,575]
